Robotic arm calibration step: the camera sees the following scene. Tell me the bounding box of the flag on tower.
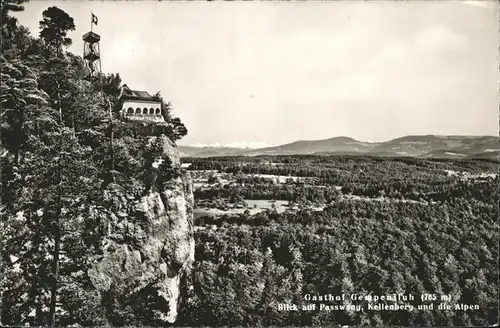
[92,13,98,26]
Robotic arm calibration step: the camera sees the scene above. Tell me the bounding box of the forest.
[180,155,499,327]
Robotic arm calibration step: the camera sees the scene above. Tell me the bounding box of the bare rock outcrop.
[88,135,194,325]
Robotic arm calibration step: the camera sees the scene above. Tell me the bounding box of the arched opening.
[155,108,161,115]
[149,108,155,115]
[127,107,134,114]
[143,108,148,115]
[135,108,141,115]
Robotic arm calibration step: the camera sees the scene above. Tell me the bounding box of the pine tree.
[1,0,26,43]
[39,7,75,57]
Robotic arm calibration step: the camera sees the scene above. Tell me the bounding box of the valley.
[180,154,499,326]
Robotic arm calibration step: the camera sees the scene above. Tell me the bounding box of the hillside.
[178,145,248,158]
[180,135,499,159]
[1,3,192,327]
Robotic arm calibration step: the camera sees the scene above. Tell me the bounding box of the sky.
[14,0,499,147]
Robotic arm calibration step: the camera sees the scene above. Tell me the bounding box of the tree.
[44,128,101,326]
[99,73,122,99]
[39,7,75,56]
[151,92,187,141]
[0,0,24,20]
[4,25,32,59]
[1,57,51,164]
[152,92,173,121]
[169,117,187,141]
[1,0,25,41]
[0,61,101,326]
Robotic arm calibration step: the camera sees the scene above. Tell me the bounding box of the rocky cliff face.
[88,135,194,325]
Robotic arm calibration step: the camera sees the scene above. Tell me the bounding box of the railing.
[123,112,164,122]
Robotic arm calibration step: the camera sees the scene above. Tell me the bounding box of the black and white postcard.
[1,0,498,327]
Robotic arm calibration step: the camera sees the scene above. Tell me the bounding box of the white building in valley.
[119,84,164,122]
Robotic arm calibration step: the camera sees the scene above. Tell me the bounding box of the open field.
[194,200,289,219]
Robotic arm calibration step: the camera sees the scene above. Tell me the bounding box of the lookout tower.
[83,13,101,81]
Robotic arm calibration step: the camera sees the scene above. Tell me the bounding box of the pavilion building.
[119,84,164,122]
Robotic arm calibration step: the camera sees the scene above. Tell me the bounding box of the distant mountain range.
[178,135,499,159]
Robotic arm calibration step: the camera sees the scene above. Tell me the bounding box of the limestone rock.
[88,135,194,325]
